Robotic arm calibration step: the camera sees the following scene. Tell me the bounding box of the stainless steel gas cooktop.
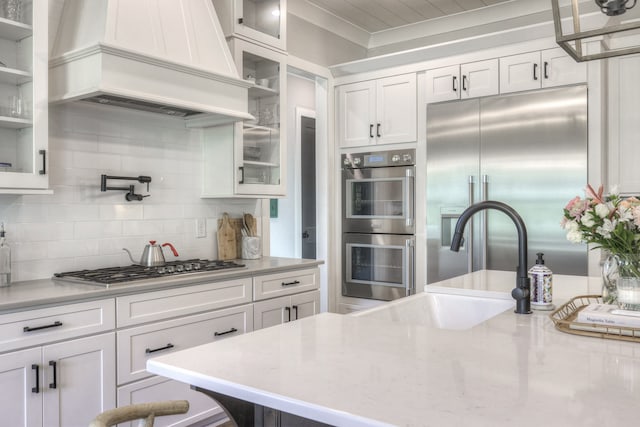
[53,259,246,288]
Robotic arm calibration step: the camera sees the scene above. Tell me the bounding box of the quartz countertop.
[0,257,323,313]
[147,270,640,427]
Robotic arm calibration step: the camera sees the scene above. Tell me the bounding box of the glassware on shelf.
[1,0,22,22]
[9,94,23,118]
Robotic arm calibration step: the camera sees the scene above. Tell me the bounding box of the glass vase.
[602,252,640,310]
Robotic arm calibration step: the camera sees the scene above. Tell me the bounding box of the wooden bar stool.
[88,400,189,427]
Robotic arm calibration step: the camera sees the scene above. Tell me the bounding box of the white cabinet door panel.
[254,296,289,329]
[291,290,320,320]
[377,74,417,144]
[425,65,460,103]
[499,52,541,93]
[337,81,376,148]
[461,59,499,99]
[41,333,116,427]
[541,47,586,88]
[0,347,42,427]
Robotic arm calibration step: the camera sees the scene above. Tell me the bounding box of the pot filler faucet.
[450,201,532,314]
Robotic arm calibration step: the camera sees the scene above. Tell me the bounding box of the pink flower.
[585,184,604,205]
[565,196,587,219]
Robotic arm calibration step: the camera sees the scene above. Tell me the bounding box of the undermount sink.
[354,292,515,330]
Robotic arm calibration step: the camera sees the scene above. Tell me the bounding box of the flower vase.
[602,253,640,310]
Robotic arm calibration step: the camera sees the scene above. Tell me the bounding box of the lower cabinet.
[0,332,116,427]
[254,290,321,329]
[117,375,228,427]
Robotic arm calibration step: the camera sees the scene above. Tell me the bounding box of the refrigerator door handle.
[468,175,475,273]
[405,168,415,228]
[481,175,489,269]
[405,238,415,296]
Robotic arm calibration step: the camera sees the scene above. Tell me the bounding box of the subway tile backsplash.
[0,103,260,282]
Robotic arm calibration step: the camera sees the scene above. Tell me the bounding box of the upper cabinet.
[202,39,286,197]
[337,73,417,148]
[425,59,499,103]
[0,1,49,193]
[213,0,286,52]
[499,47,586,94]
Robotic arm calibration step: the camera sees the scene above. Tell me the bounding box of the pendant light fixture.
[552,0,640,61]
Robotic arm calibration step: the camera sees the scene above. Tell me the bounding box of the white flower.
[567,230,583,243]
[596,218,616,239]
[564,220,580,231]
[595,203,610,218]
[581,213,595,227]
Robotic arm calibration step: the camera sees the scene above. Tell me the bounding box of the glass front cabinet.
[0,1,49,193]
[202,38,286,198]
[212,0,286,52]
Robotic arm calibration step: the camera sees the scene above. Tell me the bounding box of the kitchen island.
[147,270,640,426]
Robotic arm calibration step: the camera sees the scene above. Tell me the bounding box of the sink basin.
[354,292,515,330]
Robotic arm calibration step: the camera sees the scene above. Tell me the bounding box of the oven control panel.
[342,149,415,169]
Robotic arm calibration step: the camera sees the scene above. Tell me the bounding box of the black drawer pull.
[369,124,374,138]
[292,305,299,320]
[281,280,300,287]
[145,343,174,354]
[24,321,63,333]
[49,360,57,389]
[285,306,291,322]
[39,150,46,175]
[32,364,39,394]
[214,327,238,337]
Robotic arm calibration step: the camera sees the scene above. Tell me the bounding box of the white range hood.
[49,0,253,126]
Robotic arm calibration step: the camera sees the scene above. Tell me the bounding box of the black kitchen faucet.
[450,201,532,314]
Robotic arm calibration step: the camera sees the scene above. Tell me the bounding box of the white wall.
[270,73,316,258]
[0,103,259,282]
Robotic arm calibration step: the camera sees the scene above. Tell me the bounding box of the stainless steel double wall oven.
[342,149,416,301]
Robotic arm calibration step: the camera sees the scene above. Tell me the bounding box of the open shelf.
[0,18,32,41]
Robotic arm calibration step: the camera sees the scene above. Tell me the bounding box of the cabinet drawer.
[117,375,225,427]
[0,299,115,353]
[253,268,319,301]
[117,277,252,327]
[117,304,253,384]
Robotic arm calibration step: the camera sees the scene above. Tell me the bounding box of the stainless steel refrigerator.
[426,84,588,284]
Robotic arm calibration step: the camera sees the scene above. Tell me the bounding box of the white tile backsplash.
[2,103,260,282]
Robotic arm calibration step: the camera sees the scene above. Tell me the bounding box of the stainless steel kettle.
[123,240,179,267]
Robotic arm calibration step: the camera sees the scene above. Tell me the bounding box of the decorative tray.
[549,295,640,343]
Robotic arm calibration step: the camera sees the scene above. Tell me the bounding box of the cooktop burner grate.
[53,259,246,286]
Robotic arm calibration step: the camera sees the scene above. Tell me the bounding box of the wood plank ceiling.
[303,0,513,33]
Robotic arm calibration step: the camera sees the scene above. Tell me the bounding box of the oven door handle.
[404,168,415,228]
[404,238,415,296]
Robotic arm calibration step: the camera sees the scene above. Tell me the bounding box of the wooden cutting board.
[217,213,238,260]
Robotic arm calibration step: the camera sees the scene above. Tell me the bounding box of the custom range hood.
[49,0,253,126]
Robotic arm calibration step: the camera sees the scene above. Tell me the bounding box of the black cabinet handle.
[281,280,300,287]
[292,305,299,320]
[285,306,291,322]
[543,61,549,79]
[533,63,538,80]
[369,124,374,138]
[31,364,39,394]
[376,123,381,138]
[452,75,457,92]
[24,321,63,333]
[214,327,238,337]
[462,75,467,91]
[238,17,243,24]
[49,360,57,389]
[145,343,174,354]
[238,166,244,184]
[39,150,46,175]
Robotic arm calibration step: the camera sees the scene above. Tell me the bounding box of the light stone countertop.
[147,270,640,427]
[0,257,323,314]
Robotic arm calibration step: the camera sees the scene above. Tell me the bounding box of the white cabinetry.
[254,290,320,329]
[213,0,286,52]
[116,277,253,426]
[499,48,586,94]
[607,53,640,195]
[0,3,49,193]
[252,268,320,329]
[0,299,115,427]
[337,73,416,148]
[203,38,286,197]
[425,59,498,103]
